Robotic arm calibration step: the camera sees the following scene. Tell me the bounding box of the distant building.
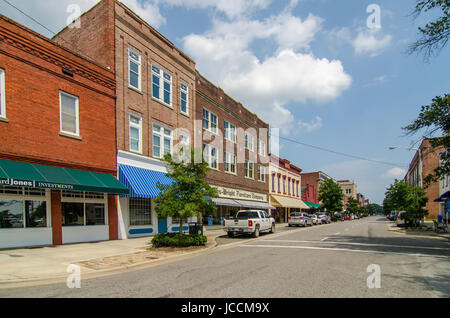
[404,139,445,218]
[301,171,335,205]
[338,180,357,210]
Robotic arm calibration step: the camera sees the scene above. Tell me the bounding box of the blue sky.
[1,0,448,204]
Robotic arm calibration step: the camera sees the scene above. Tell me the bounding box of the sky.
[0,0,448,204]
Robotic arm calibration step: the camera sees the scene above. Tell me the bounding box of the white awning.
[234,200,276,210]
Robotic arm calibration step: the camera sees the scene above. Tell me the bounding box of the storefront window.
[25,201,47,228]
[129,198,152,226]
[0,199,47,229]
[62,202,84,226]
[85,203,106,225]
[0,200,23,228]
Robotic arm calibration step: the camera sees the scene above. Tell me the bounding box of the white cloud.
[298,116,323,133]
[352,29,392,57]
[120,0,166,28]
[382,167,406,179]
[183,10,351,133]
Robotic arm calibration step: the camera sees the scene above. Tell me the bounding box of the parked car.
[224,210,275,238]
[396,211,407,227]
[311,214,321,225]
[387,211,399,221]
[318,213,331,224]
[288,212,312,227]
[334,213,344,221]
[344,215,351,221]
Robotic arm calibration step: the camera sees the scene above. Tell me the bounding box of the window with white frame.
[129,114,142,153]
[129,198,152,226]
[224,121,236,143]
[61,191,106,226]
[203,109,218,134]
[224,152,236,174]
[128,48,141,91]
[59,91,79,136]
[152,64,172,106]
[0,69,5,118]
[245,132,254,151]
[153,123,173,159]
[258,140,266,157]
[203,144,218,169]
[180,82,189,115]
[258,165,266,182]
[245,160,254,179]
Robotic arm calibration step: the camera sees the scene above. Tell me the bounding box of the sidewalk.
[387,221,450,241]
[0,229,223,288]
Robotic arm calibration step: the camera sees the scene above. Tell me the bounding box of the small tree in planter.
[154,148,218,238]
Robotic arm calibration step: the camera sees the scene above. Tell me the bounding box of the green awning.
[0,159,129,195]
[305,202,321,209]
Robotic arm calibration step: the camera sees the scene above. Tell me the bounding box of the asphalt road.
[1,216,449,298]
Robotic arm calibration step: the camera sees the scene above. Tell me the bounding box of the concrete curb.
[387,223,450,242]
[0,224,313,289]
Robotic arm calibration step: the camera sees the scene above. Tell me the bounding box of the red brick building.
[53,0,200,237]
[301,171,335,205]
[195,73,272,224]
[405,139,444,218]
[0,15,128,249]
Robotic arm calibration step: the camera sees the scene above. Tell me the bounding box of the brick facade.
[195,73,269,197]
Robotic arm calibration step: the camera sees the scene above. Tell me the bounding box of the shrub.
[151,233,207,248]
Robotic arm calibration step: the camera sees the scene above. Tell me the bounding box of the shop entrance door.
[158,218,167,234]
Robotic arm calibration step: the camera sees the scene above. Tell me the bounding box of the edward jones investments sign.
[0,178,75,190]
[212,186,267,202]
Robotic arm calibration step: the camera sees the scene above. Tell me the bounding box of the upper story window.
[128,48,141,91]
[59,91,79,137]
[272,174,275,192]
[129,114,142,153]
[224,121,236,143]
[180,82,189,115]
[245,132,254,152]
[153,123,173,159]
[224,152,236,174]
[0,69,5,119]
[346,189,352,194]
[245,160,254,179]
[152,65,172,107]
[258,165,266,183]
[178,133,190,162]
[203,144,218,169]
[258,140,266,157]
[203,109,218,134]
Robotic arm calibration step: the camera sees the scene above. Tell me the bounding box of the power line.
[274,135,408,168]
[1,0,58,36]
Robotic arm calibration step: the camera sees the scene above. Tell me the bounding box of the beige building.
[269,155,309,223]
[338,180,357,209]
[437,151,450,219]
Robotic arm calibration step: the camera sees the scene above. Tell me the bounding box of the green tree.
[154,148,218,235]
[383,180,428,227]
[346,197,359,215]
[407,0,450,60]
[318,179,344,213]
[403,94,449,185]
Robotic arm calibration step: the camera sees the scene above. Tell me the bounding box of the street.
[1,216,449,298]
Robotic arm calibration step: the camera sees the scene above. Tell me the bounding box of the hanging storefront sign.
[212,185,267,203]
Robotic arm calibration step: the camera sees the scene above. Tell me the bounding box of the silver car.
[288,212,312,227]
[311,214,320,225]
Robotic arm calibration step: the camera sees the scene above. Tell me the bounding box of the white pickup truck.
[223,210,276,238]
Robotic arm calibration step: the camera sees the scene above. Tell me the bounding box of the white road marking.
[241,244,450,259]
[320,237,329,242]
[334,232,341,235]
[260,240,450,251]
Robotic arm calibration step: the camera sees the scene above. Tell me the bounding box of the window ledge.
[180,111,190,118]
[0,117,8,123]
[59,132,82,141]
[128,85,143,95]
[224,171,238,176]
[152,97,173,110]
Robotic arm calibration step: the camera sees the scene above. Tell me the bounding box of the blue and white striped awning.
[118,165,174,198]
